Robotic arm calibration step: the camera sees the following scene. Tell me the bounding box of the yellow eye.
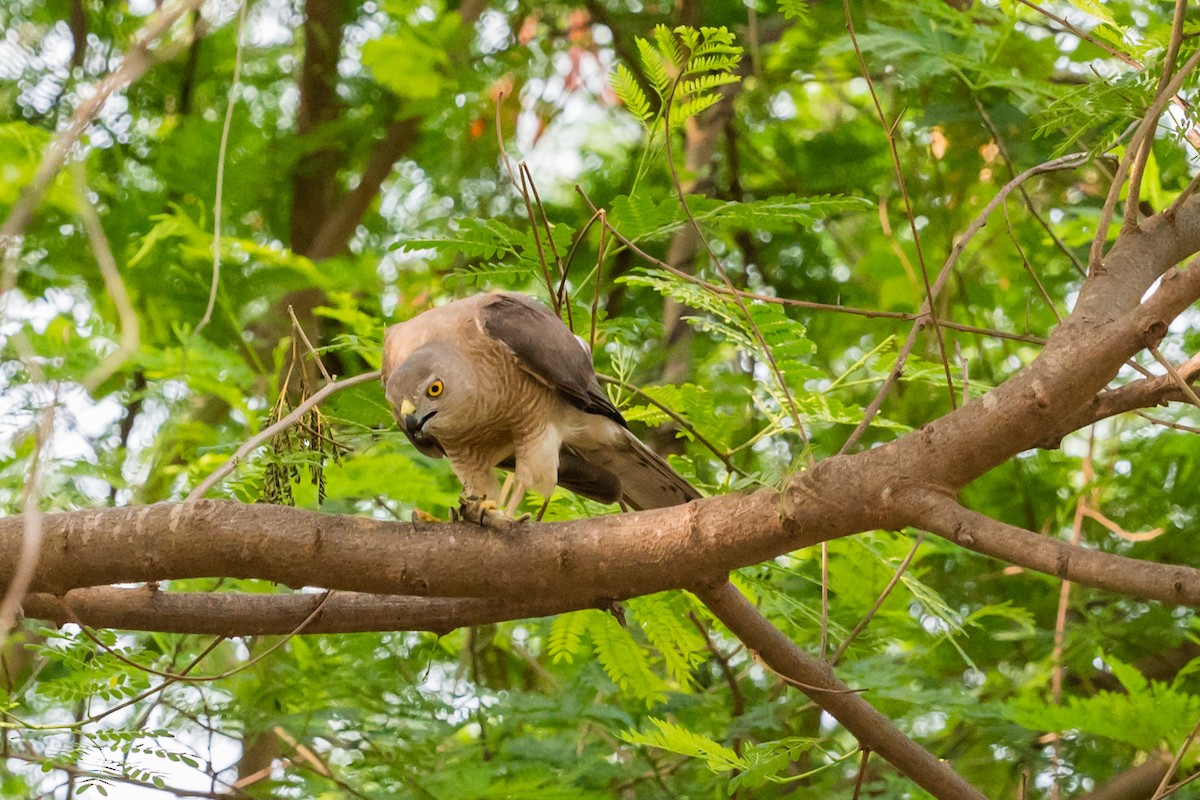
[426,380,444,398]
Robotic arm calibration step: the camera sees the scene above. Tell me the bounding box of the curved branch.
[186,370,381,500]
[22,587,603,636]
[906,489,1200,609]
[1037,355,1200,447]
[697,581,987,800]
[0,494,794,600]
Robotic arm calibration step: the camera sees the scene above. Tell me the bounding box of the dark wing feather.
[481,293,626,426]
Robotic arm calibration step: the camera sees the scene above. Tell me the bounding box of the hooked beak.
[399,399,436,438]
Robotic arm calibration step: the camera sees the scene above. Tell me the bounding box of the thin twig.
[843,0,955,410]
[660,70,810,447]
[1090,48,1200,269]
[1,636,225,732]
[591,210,608,353]
[71,163,140,392]
[287,304,332,382]
[65,591,332,683]
[837,150,1091,454]
[1003,200,1063,324]
[1150,715,1200,800]
[0,406,55,639]
[688,612,745,718]
[971,97,1087,278]
[1149,347,1200,408]
[186,371,380,500]
[493,92,558,312]
[576,185,1051,343]
[830,533,925,665]
[596,374,748,479]
[0,0,203,291]
[851,748,871,800]
[1123,0,1190,235]
[195,0,248,337]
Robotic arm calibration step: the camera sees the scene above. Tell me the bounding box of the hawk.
[382,292,700,517]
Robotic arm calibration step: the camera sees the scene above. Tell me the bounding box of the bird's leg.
[503,480,526,518]
[498,473,515,509]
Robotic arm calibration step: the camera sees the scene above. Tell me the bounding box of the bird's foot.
[412,508,441,523]
[453,495,529,528]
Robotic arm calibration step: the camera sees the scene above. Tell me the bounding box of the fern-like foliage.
[399,217,526,260]
[585,610,669,706]
[622,719,838,790]
[626,592,708,687]
[547,610,590,664]
[777,0,809,21]
[610,25,743,133]
[1034,71,1152,157]
[608,192,870,244]
[1006,652,1200,749]
[620,718,745,772]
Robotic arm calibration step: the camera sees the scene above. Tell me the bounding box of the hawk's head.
[385,342,477,455]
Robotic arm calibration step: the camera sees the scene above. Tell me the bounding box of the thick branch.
[1037,359,1200,447]
[790,196,1200,517]
[306,118,420,260]
[1081,752,1174,800]
[0,495,796,600]
[907,490,1200,608]
[697,582,987,800]
[290,0,350,256]
[23,587,602,636]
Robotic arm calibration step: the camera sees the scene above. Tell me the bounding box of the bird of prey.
[382,292,700,518]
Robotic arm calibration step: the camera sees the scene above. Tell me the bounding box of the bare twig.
[1,635,225,732]
[195,0,248,337]
[851,748,871,800]
[1149,346,1200,408]
[1150,715,1200,800]
[576,185,1050,344]
[597,374,748,479]
[1090,48,1200,269]
[830,533,925,665]
[660,72,809,446]
[1123,0,1191,235]
[0,0,202,293]
[837,151,1091,454]
[71,163,140,393]
[186,370,380,500]
[287,304,332,382]
[65,591,332,683]
[0,406,55,639]
[843,0,955,410]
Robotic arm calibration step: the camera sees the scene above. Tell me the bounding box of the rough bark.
[698,582,987,800]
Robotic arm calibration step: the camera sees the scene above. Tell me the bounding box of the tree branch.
[22,587,604,636]
[907,490,1200,609]
[306,117,420,260]
[1081,752,1174,800]
[0,494,793,601]
[696,581,987,800]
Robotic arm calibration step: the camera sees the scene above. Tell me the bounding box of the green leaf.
[620,718,745,772]
[586,610,669,706]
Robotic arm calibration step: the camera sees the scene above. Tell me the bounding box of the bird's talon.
[412,508,440,523]
[457,495,514,528]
